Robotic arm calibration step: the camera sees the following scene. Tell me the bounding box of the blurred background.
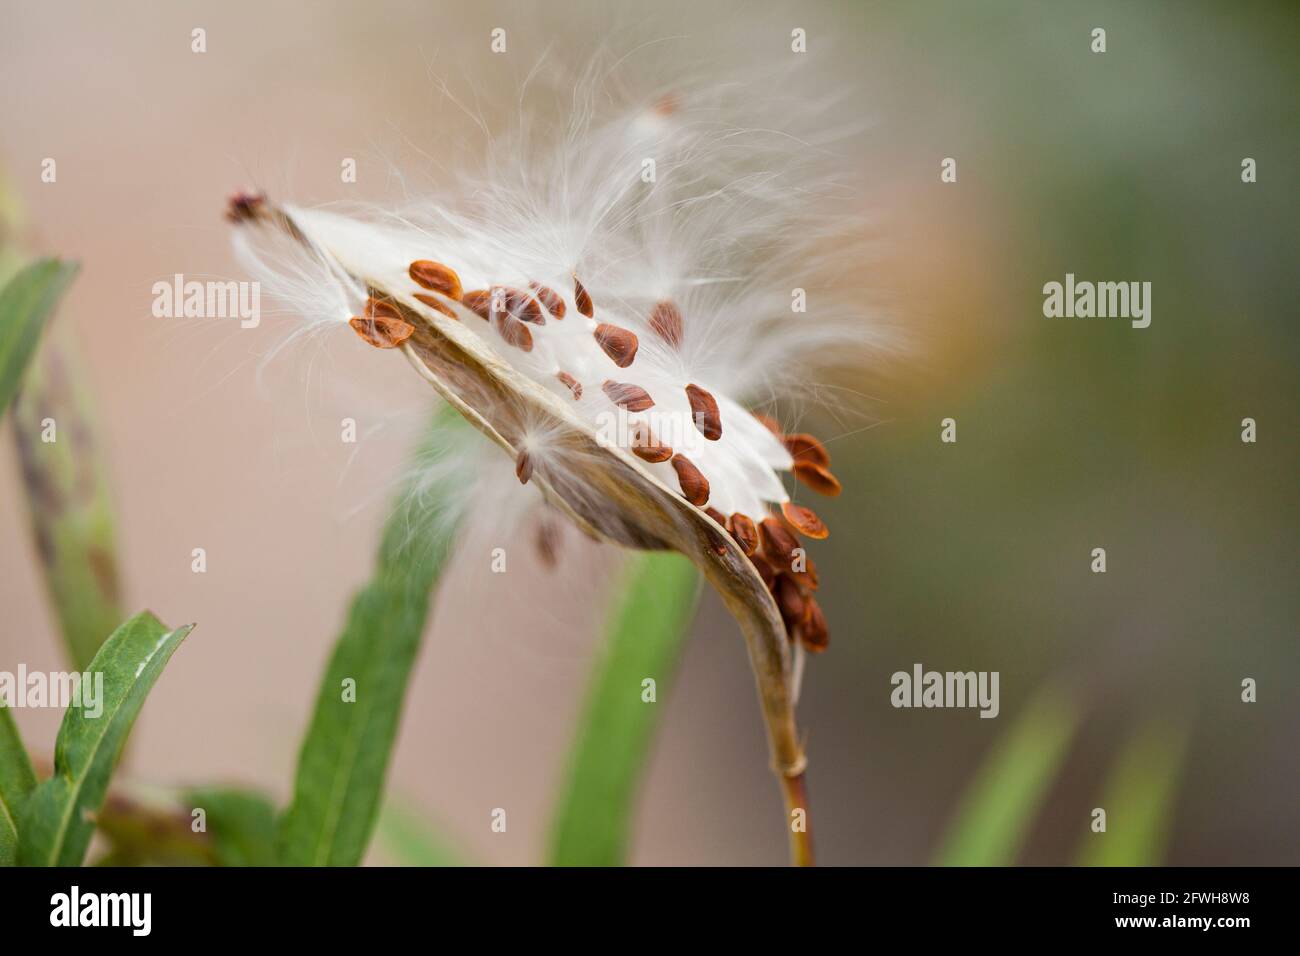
[0,0,1295,865]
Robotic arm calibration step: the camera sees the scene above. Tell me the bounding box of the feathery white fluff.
[234,51,885,549]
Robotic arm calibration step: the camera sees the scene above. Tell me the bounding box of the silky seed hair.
[232,46,894,653]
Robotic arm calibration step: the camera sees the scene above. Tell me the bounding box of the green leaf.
[548,551,702,866]
[935,686,1078,866]
[11,335,124,670]
[0,258,77,417]
[0,707,38,865]
[184,788,277,866]
[277,410,463,866]
[376,800,465,867]
[1076,719,1187,867]
[17,611,194,867]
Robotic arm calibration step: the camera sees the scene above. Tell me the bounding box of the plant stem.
[781,771,815,867]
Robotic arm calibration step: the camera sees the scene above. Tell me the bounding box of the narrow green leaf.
[11,335,124,670]
[17,611,194,867]
[0,707,38,865]
[184,788,277,867]
[0,258,78,416]
[277,411,463,866]
[376,800,465,867]
[1076,719,1187,867]
[549,551,702,866]
[935,686,1078,866]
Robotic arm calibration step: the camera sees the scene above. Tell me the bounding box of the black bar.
[0,866,1284,941]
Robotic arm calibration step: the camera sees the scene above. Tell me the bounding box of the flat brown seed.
[412,293,458,319]
[781,501,829,540]
[793,460,842,497]
[790,554,819,591]
[515,449,533,484]
[365,296,402,320]
[704,506,727,526]
[670,454,710,507]
[493,314,534,352]
[685,384,722,440]
[408,260,463,300]
[461,290,493,319]
[556,371,583,399]
[573,274,594,317]
[783,432,830,467]
[800,598,830,653]
[594,324,639,367]
[728,512,759,556]
[500,287,544,324]
[530,282,566,318]
[602,380,655,412]
[759,515,800,564]
[649,300,683,347]
[776,574,806,627]
[348,314,414,349]
[630,421,673,463]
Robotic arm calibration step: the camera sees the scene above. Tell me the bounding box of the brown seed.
[573,274,594,317]
[556,371,583,399]
[759,515,800,564]
[753,412,782,435]
[364,296,402,320]
[594,324,639,367]
[461,290,493,319]
[497,287,544,325]
[799,598,830,653]
[728,512,759,556]
[224,190,266,223]
[493,314,534,352]
[408,260,463,300]
[776,574,806,627]
[649,300,683,348]
[781,501,829,539]
[629,421,673,463]
[685,384,722,440]
[749,553,776,590]
[515,449,533,484]
[530,282,566,319]
[793,460,842,497]
[412,293,458,319]
[602,380,655,412]
[670,454,710,506]
[789,554,819,591]
[783,432,830,467]
[348,314,414,349]
[704,506,727,526]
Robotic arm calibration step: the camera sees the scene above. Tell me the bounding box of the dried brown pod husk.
[234,201,811,862]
